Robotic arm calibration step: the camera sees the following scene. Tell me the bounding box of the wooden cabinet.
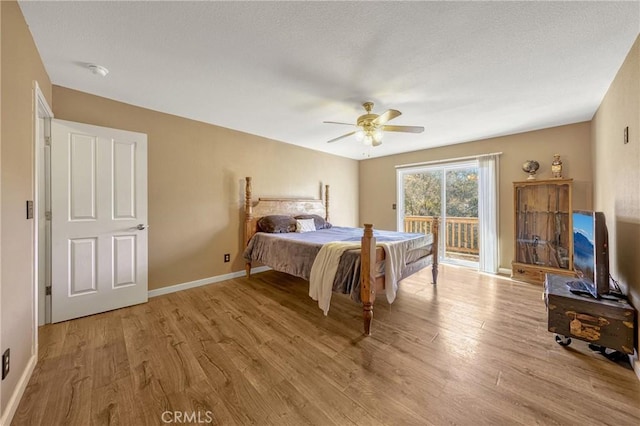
[512,179,573,284]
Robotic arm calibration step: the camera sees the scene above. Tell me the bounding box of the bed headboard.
[244,177,330,247]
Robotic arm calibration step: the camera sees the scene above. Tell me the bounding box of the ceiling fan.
[324,102,424,147]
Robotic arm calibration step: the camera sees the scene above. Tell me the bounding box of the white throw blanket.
[379,241,406,304]
[309,240,406,314]
[309,242,361,315]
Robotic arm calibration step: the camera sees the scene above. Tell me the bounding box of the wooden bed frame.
[243,176,439,335]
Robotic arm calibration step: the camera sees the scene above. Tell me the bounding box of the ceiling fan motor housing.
[357,114,380,131]
[358,102,378,130]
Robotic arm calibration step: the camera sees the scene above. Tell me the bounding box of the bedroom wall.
[0,0,3,414]
[359,122,593,271]
[52,86,359,291]
[591,35,639,358]
[0,0,52,417]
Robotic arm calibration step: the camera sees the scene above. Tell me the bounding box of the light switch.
[624,126,629,144]
[26,201,34,219]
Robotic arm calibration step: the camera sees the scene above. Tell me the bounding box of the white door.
[51,119,148,322]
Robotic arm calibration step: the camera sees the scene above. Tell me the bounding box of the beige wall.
[592,35,640,355]
[0,0,3,413]
[359,122,593,270]
[0,0,52,416]
[52,87,359,291]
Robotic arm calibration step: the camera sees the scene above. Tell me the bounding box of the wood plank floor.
[12,265,640,425]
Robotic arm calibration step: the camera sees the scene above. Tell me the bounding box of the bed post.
[432,216,439,284]
[361,224,376,336]
[325,184,330,222]
[245,177,253,277]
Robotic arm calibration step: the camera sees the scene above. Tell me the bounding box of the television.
[571,210,610,298]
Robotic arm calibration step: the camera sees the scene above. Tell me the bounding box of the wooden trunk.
[545,274,636,354]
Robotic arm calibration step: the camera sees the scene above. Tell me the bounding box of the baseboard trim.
[0,354,37,426]
[148,266,271,298]
[498,267,511,276]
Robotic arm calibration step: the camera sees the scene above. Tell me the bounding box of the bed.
[242,177,439,335]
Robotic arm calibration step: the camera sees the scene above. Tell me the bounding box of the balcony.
[404,215,479,263]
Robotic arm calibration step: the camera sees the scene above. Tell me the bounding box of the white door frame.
[34,82,53,333]
[0,82,52,426]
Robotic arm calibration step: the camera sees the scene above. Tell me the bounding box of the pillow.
[294,214,332,230]
[257,215,297,233]
[295,218,316,233]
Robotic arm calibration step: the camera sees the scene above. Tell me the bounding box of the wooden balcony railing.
[404,215,479,255]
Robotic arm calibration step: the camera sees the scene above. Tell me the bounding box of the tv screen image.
[573,213,595,281]
[571,211,609,298]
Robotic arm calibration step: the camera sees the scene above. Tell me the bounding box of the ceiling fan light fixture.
[360,128,382,146]
[373,129,383,143]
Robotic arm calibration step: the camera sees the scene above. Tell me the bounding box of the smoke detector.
[88,64,109,77]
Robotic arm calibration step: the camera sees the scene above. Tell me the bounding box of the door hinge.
[45,286,51,296]
[45,211,52,221]
[45,136,51,146]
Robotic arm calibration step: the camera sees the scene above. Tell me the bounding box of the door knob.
[136,224,148,230]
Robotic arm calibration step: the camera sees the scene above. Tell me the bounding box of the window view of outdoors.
[404,170,442,217]
[403,167,479,263]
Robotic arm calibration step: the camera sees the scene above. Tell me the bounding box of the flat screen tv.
[571,210,609,298]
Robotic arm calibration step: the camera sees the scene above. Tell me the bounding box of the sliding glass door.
[398,161,479,267]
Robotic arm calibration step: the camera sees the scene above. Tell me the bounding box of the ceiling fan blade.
[373,109,401,125]
[327,131,356,143]
[323,121,356,126]
[382,125,424,133]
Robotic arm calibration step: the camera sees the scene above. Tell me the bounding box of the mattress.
[243,226,434,302]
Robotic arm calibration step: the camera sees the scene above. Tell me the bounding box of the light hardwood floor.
[12,265,640,425]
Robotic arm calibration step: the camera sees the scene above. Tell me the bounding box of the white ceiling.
[19,1,640,160]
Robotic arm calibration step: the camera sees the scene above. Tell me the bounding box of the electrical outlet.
[392,203,397,210]
[2,348,9,380]
[224,253,230,263]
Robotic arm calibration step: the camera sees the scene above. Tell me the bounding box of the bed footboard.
[360,219,439,336]
[361,224,377,336]
[431,216,439,285]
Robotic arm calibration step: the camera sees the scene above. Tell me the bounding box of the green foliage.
[403,171,441,216]
[446,169,478,217]
[403,168,478,217]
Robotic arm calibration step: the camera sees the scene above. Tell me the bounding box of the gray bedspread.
[243,226,434,302]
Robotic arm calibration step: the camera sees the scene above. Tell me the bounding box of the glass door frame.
[396,159,479,268]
